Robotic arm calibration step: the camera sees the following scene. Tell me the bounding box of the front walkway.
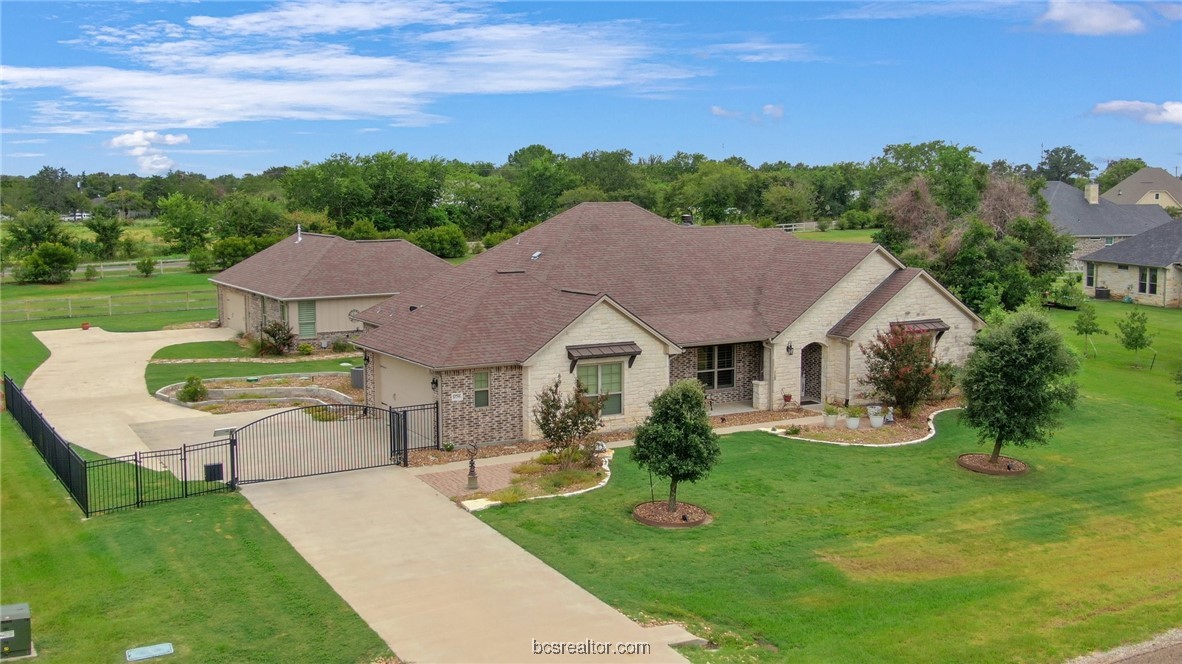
[23,326,236,457]
[241,467,696,663]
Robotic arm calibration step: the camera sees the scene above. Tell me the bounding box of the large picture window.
[1138,267,1158,295]
[697,345,735,390]
[577,363,622,416]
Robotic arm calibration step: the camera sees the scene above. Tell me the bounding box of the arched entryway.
[800,342,824,404]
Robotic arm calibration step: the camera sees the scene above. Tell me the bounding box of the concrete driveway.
[243,467,695,663]
[23,325,236,457]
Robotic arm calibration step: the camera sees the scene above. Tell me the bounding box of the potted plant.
[844,404,865,430]
[868,405,885,429]
[781,389,793,406]
[822,402,840,428]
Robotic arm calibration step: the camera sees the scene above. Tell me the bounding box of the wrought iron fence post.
[134,451,143,508]
[229,434,239,490]
[182,444,189,498]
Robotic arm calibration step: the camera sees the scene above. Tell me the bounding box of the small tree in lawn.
[135,255,157,277]
[1070,301,1106,358]
[1114,310,1154,368]
[631,379,721,512]
[859,326,937,418]
[531,376,603,468]
[961,310,1078,464]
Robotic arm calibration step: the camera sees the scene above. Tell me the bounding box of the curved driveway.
[24,326,236,457]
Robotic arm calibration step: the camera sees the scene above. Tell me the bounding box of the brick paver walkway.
[418,461,519,498]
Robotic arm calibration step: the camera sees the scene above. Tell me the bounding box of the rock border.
[462,452,614,512]
[956,453,1029,476]
[632,502,714,529]
[760,407,962,448]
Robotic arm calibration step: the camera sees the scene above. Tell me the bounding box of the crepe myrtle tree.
[532,376,603,468]
[859,325,937,418]
[961,309,1079,464]
[631,379,721,512]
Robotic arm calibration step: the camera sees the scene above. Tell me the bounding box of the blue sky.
[1,1,1179,177]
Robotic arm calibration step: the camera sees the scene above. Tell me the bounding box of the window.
[1105,237,1115,246]
[577,363,622,416]
[1118,265,1129,271]
[1154,193,1160,200]
[297,300,316,338]
[473,371,489,408]
[1138,267,1158,295]
[696,345,735,390]
[1085,262,1095,287]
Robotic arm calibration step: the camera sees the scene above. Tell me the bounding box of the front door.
[800,343,823,404]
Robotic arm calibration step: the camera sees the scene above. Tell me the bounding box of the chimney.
[1085,183,1099,205]
[680,213,694,226]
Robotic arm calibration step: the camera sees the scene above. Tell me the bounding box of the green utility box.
[0,603,31,658]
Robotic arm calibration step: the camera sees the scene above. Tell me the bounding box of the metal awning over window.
[890,319,950,334]
[567,342,642,372]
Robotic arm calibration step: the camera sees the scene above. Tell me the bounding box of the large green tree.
[216,192,284,239]
[83,211,124,260]
[961,310,1079,463]
[1096,158,1148,195]
[1036,146,1095,184]
[157,193,212,252]
[631,379,721,512]
[2,208,72,256]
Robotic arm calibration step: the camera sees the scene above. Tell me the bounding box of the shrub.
[859,325,937,418]
[297,342,314,355]
[840,209,878,230]
[331,337,351,353]
[188,246,214,273]
[932,361,959,400]
[411,225,467,258]
[845,404,867,418]
[211,236,256,269]
[258,320,296,356]
[177,375,209,402]
[15,243,79,284]
[84,264,100,281]
[536,452,560,465]
[135,256,157,277]
[532,376,603,469]
[815,218,832,232]
[631,379,721,512]
[307,406,342,422]
[482,231,514,249]
[441,442,456,452]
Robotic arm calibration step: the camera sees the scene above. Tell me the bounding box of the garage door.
[219,288,248,334]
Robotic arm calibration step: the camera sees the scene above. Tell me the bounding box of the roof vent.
[680,214,694,226]
[531,251,542,261]
[409,305,418,312]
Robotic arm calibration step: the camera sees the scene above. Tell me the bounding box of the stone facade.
[669,342,762,405]
[363,350,377,406]
[438,365,523,446]
[1071,237,1123,272]
[1086,263,1181,308]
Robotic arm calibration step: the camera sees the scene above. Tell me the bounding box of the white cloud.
[824,1,1027,20]
[107,130,191,174]
[710,105,743,119]
[710,40,823,63]
[1039,0,1145,35]
[187,0,473,36]
[7,138,49,144]
[5,152,46,158]
[1092,100,1182,125]
[1151,2,1182,21]
[711,104,784,124]
[762,104,784,119]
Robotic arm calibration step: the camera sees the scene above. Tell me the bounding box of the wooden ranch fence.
[1,290,216,323]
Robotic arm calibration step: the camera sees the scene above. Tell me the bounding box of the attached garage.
[218,286,248,334]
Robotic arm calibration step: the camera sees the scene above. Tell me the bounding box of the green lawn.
[145,357,362,393]
[0,271,214,300]
[151,341,254,360]
[793,228,877,243]
[0,416,390,663]
[480,300,1182,663]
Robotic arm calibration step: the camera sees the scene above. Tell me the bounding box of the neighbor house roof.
[1101,167,1182,205]
[1080,221,1182,268]
[354,202,889,368]
[209,232,452,300]
[1042,181,1171,238]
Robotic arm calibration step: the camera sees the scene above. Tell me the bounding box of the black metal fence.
[4,374,439,516]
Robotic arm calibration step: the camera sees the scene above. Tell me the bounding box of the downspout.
[843,339,853,406]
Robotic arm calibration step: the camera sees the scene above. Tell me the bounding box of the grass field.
[0,416,390,663]
[480,300,1182,663]
[145,357,362,393]
[0,272,214,299]
[151,341,254,360]
[793,228,877,243]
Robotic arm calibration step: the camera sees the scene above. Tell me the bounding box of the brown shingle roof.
[209,232,452,299]
[355,202,882,368]
[827,268,924,339]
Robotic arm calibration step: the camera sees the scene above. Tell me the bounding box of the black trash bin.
[351,367,365,389]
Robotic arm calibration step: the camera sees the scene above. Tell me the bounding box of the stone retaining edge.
[462,452,615,512]
[760,407,964,448]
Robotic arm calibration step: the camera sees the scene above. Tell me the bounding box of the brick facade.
[438,365,523,446]
[669,342,762,404]
[1086,263,1181,308]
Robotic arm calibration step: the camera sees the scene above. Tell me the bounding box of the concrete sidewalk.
[242,467,698,663]
[23,326,235,457]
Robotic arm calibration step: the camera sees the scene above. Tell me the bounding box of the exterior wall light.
[786,342,794,355]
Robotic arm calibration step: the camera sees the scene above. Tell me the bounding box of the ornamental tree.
[1114,310,1154,368]
[631,379,721,512]
[1070,302,1107,358]
[532,376,603,468]
[859,326,937,418]
[961,310,1078,464]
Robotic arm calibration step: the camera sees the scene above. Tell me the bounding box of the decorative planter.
[823,414,838,428]
[845,416,861,430]
[870,414,885,428]
[81,322,91,330]
[782,394,793,404]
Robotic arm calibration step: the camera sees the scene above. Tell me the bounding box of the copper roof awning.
[890,318,950,334]
[567,342,642,372]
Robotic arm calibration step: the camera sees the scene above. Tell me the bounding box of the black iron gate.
[231,403,439,484]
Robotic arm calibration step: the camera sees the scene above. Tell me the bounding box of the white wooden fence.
[775,221,819,232]
[1,290,216,323]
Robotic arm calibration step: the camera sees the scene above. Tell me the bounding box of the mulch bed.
[709,406,812,428]
[789,397,961,445]
[197,400,313,414]
[633,501,712,528]
[957,453,1029,476]
[204,374,364,401]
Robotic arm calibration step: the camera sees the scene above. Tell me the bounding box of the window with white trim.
[1085,262,1095,287]
[297,300,316,338]
[473,371,489,408]
[697,344,735,390]
[577,363,622,416]
[1105,237,1115,246]
[1138,267,1158,295]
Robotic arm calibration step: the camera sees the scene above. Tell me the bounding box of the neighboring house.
[1080,220,1182,308]
[352,203,984,447]
[1101,167,1182,209]
[1042,181,1172,270]
[210,232,452,341]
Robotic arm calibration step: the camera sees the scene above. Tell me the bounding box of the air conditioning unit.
[0,603,31,659]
